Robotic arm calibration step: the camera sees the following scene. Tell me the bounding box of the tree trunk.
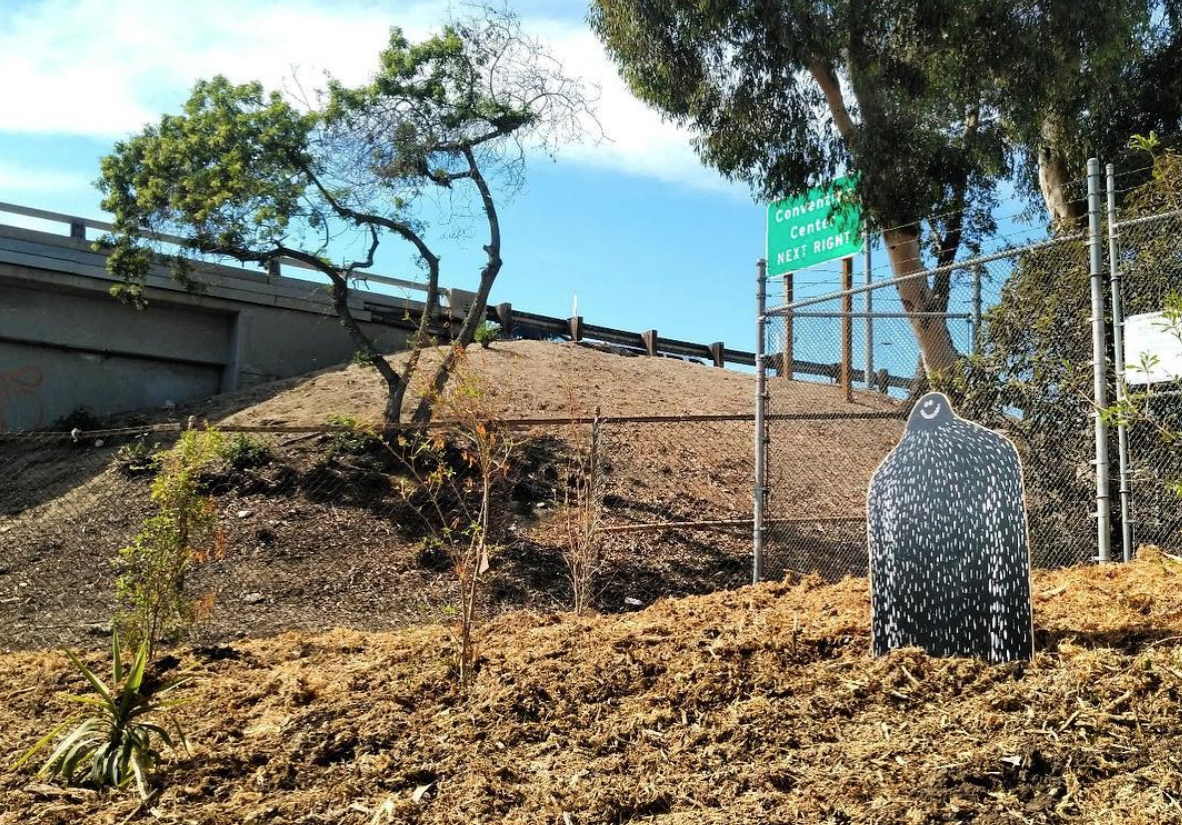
[327,276,406,426]
[1038,118,1086,229]
[810,56,962,383]
[412,147,503,424]
[411,265,500,423]
[884,229,960,378]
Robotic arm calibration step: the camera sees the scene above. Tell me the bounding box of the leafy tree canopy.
[589,0,1174,377]
[97,7,593,424]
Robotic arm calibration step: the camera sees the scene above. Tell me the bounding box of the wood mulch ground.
[2,554,1181,824]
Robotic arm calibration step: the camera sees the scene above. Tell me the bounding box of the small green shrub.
[474,321,501,349]
[117,429,225,653]
[218,433,272,471]
[114,440,162,476]
[12,630,189,799]
[351,349,377,367]
[324,415,381,456]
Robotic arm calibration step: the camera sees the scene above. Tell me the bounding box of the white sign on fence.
[1124,311,1182,385]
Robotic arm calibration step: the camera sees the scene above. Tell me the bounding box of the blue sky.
[0,0,1049,368]
[0,0,780,352]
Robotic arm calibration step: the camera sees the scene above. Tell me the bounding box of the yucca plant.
[13,631,189,799]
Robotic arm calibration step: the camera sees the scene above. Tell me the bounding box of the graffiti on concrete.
[0,365,44,432]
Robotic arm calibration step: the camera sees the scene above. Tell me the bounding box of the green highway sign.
[766,177,863,275]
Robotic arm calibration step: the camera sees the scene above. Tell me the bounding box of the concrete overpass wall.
[0,224,420,431]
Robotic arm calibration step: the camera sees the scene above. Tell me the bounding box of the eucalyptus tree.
[99,7,592,425]
[1005,1,1175,227]
[589,0,1153,377]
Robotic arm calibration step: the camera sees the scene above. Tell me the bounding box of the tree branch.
[413,144,503,422]
[807,59,856,142]
[345,224,381,274]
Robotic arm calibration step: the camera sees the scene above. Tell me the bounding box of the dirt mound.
[3,556,1181,825]
[187,340,894,426]
[1,341,902,650]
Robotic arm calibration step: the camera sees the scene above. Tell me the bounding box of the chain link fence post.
[1106,163,1135,563]
[864,239,874,389]
[970,263,983,354]
[753,258,768,584]
[1087,158,1113,564]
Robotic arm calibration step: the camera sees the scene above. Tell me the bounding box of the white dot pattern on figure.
[867,392,1034,662]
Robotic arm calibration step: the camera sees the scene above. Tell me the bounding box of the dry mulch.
[2,554,1182,824]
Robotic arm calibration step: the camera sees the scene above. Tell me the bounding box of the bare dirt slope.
[2,556,1180,825]
[1,342,901,650]
[191,339,896,425]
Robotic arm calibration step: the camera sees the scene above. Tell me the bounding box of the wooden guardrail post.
[496,302,514,336]
[708,342,725,368]
[781,272,793,379]
[641,329,658,356]
[569,316,584,342]
[841,256,853,403]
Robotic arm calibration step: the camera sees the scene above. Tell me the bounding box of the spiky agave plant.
[13,631,189,798]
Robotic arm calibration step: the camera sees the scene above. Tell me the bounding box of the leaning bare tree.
[98,6,594,425]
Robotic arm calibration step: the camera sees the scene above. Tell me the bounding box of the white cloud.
[529,21,745,196]
[0,0,742,195]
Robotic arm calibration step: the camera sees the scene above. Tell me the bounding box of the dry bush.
[561,407,606,614]
[392,348,514,686]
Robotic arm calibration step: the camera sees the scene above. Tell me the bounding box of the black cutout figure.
[867,392,1033,662]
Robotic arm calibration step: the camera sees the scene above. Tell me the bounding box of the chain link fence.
[0,416,754,649]
[6,162,1182,649]
[1109,206,1182,554]
[758,177,1182,581]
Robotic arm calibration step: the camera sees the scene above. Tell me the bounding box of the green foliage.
[474,321,501,349]
[323,22,540,183]
[12,631,189,799]
[351,349,377,367]
[114,440,162,477]
[116,429,225,652]
[95,8,590,425]
[1129,131,1162,156]
[592,1,1015,229]
[588,0,1169,238]
[218,433,273,471]
[324,415,382,456]
[98,76,316,306]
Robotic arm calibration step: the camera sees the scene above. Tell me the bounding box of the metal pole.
[1087,158,1113,564]
[781,272,794,379]
[753,259,768,583]
[841,256,853,403]
[864,239,874,389]
[970,263,983,354]
[1107,163,1135,562]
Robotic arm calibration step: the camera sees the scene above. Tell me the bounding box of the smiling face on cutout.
[907,391,954,431]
